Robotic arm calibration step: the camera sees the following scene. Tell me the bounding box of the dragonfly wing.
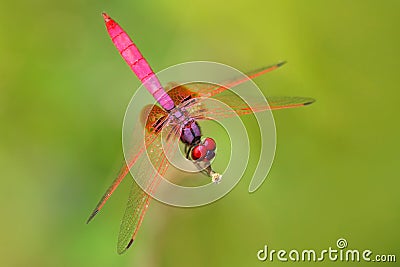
[117,122,181,254]
[86,105,168,224]
[265,96,315,109]
[186,94,315,120]
[117,179,150,254]
[164,82,198,107]
[86,163,132,224]
[176,62,286,98]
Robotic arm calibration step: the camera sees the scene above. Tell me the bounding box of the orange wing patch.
[165,82,199,106]
[140,105,168,133]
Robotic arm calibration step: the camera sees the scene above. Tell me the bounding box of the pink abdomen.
[103,13,175,111]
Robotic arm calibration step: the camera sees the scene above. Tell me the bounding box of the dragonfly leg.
[185,145,193,159]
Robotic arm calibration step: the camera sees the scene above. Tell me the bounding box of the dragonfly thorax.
[180,120,201,145]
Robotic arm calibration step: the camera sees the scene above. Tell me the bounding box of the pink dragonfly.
[87,13,314,254]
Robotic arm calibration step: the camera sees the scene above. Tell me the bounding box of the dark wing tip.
[117,239,135,255]
[277,61,287,67]
[126,239,134,249]
[86,209,99,224]
[303,98,316,106]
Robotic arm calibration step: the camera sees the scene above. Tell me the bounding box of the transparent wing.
[174,62,287,98]
[186,94,315,120]
[266,96,316,109]
[117,122,181,254]
[117,179,150,253]
[86,105,168,223]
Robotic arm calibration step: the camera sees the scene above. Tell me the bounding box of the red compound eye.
[203,137,216,151]
[205,150,215,161]
[191,145,207,160]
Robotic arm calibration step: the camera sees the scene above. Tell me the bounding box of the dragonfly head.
[191,137,216,162]
[188,137,222,183]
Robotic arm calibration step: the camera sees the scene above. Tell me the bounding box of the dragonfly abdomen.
[103,13,175,111]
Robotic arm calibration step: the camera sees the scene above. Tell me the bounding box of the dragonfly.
[87,13,315,254]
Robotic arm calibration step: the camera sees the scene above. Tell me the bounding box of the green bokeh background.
[1,0,399,266]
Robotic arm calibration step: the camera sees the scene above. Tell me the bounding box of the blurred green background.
[1,0,399,266]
